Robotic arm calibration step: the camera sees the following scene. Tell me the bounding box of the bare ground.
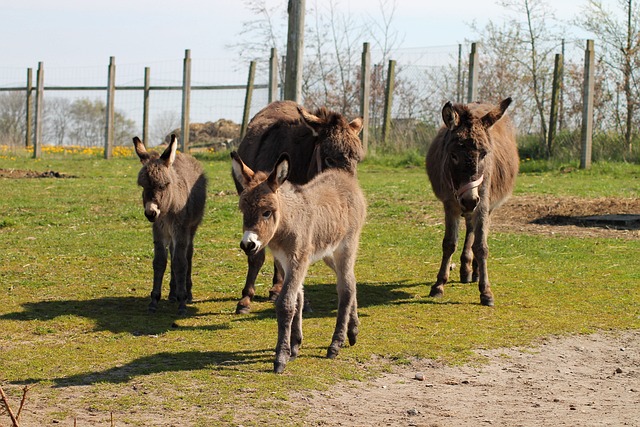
[295,330,640,427]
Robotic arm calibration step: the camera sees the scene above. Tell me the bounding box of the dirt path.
[295,330,640,427]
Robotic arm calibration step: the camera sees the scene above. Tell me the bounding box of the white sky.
[1,0,591,70]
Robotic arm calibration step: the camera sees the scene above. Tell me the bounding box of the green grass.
[1,153,639,426]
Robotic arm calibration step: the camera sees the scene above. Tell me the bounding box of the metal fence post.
[547,53,563,158]
[33,62,44,159]
[180,49,192,153]
[104,56,116,159]
[360,42,371,155]
[241,61,257,140]
[142,67,150,145]
[580,40,595,169]
[25,68,33,149]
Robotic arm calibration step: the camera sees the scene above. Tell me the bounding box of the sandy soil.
[295,331,640,427]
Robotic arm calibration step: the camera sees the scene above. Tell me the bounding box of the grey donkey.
[133,134,207,315]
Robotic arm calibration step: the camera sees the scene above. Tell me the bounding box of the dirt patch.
[295,330,640,427]
[492,195,640,239]
[0,169,74,178]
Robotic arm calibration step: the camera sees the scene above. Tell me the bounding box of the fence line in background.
[0,41,596,164]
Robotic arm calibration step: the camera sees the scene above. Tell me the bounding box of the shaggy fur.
[134,135,207,315]
[232,151,366,373]
[426,98,519,306]
[232,100,364,314]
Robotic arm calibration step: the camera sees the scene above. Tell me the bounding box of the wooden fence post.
[269,48,278,103]
[241,61,257,140]
[467,42,479,103]
[547,53,563,158]
[142,67,150,145]
[360,42,371,155]
[180,49,192,153]
[381,59,396,145]
[33,62,44,159]
[284,0,305,103]
[580,40,595,169]
[104,56,116,159]
[25,68,33,149]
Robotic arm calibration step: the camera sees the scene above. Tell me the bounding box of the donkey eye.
[262,210,272,219]
[325,157,336,168]
[450,153,459,164]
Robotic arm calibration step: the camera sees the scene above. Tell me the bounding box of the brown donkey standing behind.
[232,100,364,314]
[426,98,518,307]
[231,151,366,373]
[133,135,207,315]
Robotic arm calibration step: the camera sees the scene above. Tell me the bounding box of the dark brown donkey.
[232,100,364,314]
[426,98,518,306]
[232,151,366,373]
[133,135,207,315]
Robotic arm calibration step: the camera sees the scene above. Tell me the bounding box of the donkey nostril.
[240,241,256,254]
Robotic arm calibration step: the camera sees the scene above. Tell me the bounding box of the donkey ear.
[298,106,322,136]
[442,102,459,130]
[269,153,290,191]
[231,151,255,190]
[132,137,150,163]
[161,134,178,167]
[348,117,364,135]
[481,97,512,129]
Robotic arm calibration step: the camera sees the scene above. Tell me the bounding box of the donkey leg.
[289,288,304,360]
[328,248,358,359]
[268,259,284,302]
[274,263,307,374]
[168,243,177,302]
[460,216,476,283]
[236,248,266,314]
[150,239,168,313]
[171,237,190,316]
[472,211,494,307]
[185,229,196,304]
[430,209,460,298]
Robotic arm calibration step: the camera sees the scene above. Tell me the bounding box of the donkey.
[133,134,207,315]
[426,98,519,307]
[231,151,366,373]
[232,100,364,314]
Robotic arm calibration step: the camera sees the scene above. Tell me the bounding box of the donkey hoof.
[274,362,286,374]
[168,295,177,302]
[347,329,358,346]
[480,295,494,307]
[148,306,157,314]
[268,291,280,302]
[235,303,251,315]
[460,272,473,283]
[429,285,444,298]
[326,345,341,359]
[177,307,188,316]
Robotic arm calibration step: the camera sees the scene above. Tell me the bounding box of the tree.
[0,92,26,146]
[576,0,640,157]
[44,97,72,146]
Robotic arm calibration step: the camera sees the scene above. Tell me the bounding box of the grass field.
[1,151,639,426]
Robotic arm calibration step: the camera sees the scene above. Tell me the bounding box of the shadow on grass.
[16,348,274,387]
[0,296,229,335]
[233,280,441,322]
